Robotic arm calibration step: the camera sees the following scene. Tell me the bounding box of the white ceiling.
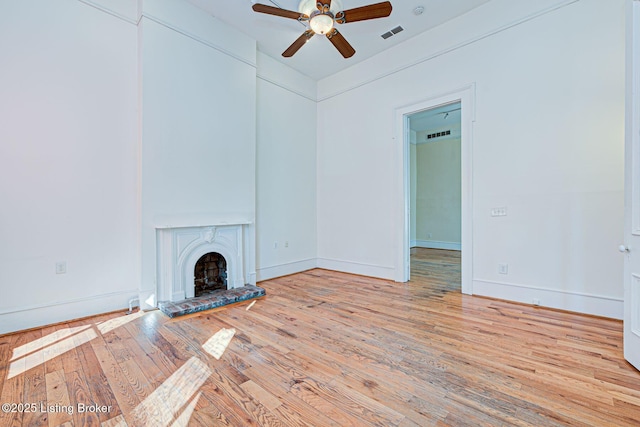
[184,0,492,80]
[409,102,461,137]
[410,102,461,132]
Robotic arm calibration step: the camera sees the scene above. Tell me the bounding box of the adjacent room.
[1,0,639,425]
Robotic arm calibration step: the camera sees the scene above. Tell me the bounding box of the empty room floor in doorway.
[410,247,461,294]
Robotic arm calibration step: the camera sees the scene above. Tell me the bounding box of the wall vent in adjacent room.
[381,26,404,39]
[427,130,451,140]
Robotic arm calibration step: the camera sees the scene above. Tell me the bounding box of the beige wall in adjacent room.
[414,138,462,248]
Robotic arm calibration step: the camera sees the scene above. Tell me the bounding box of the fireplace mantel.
[154,214,252,229]
[155,222,253,303]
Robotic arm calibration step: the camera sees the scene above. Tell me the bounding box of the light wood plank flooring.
[1,248,639,426]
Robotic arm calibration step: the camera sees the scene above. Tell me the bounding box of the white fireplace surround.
[156,223,250,302]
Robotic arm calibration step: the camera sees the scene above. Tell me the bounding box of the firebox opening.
[194,252,227,297]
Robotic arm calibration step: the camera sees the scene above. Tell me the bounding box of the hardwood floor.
[1,248,639,426]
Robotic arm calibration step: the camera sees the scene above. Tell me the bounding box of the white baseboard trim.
[316,258,395,280]
[256,258,317,282]
[0,289,139,335]
[412,240,461,251]
[473,279,623,320]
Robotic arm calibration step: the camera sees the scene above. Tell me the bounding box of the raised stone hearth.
[158,285,265,318]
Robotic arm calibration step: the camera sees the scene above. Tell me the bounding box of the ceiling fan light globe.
[309,13,334,35]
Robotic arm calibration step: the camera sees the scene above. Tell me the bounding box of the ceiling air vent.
[381,26,404,40]
[427,130,451,140]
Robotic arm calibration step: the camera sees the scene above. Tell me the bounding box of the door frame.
[394,84,475,294]
[624,0,640,370]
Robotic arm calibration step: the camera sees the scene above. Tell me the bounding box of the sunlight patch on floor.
[170,391,202,427]
[131,357,212,426]
[8,327,97,379]
[96,310,145,334]
[203,328,236,360]
[11,325,91,361]
[8,311,148,380]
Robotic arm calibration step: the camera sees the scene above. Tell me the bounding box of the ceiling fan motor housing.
[309,8,335,35]
[298,0,343,15]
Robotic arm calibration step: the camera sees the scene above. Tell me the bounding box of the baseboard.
[256,258,317,282]
[412,240,462,251]
[0,289,139,335]
[473,279,623,320]
[316,258,395,281]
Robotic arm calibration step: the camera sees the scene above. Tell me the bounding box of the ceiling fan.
[251,0,393,58]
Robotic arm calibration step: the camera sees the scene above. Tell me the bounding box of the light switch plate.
[491,207,508,217]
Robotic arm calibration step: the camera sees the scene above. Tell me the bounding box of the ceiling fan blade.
[283,30,315,57]
[335,1,392,24]
[252,4,308,21]
[326,28,355,58]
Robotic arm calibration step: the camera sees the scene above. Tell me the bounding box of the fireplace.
[155,223,253,303]
[194,252,227,296]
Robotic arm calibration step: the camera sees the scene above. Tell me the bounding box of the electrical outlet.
[55,262,67,274]
[532,298,541,306]
[285,241,289,248]
[498,263,508,275]
[273,241,278,249]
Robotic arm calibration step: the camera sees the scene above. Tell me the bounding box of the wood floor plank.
[44,369,73,427]
[21,346,47,427]
[101,413,127,427]
[65,369,101,427]
[75,340,122,423]
[122,317,180,379]
[36,325,63,377]
[88,335,141,426]
[0,340,10,400]
[0,329,38,427]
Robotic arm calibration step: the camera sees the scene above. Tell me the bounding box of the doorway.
[409,102,462,250]
[408,102,462,287]
[395,86,474,294]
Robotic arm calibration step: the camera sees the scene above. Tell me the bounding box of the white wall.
[255,53,318,281]
[138,0,257,307]
[316,0,625,318]
[0,0,138,334]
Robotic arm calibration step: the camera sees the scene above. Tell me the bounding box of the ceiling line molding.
[77,0,137,24]
[317,0,580,102]
[77,0,138,25]
[140,13,258,69]
[256,73,317,102]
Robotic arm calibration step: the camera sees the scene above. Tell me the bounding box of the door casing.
[394,84,475,294]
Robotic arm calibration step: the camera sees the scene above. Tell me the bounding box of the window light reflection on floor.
[8,327,97,379]
[203,328,236,360]
[10,325,91,361]
[130,357,212,426]
[96,310,145,334]
[7,310,148,379]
